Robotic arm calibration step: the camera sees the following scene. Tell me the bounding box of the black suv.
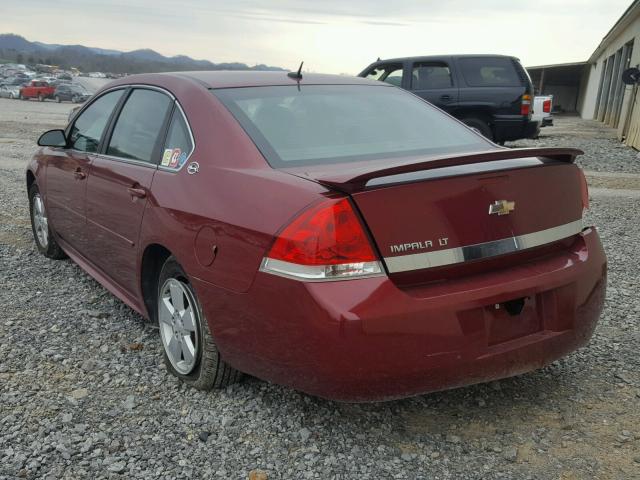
[53,84,90,103]
[359,55,538,143]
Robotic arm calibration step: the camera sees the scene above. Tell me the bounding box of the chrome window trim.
[66,84,173,133]
[94,152,159,169]
[66,84,196,173]
[384,219,584,273]
[157,100,196,173]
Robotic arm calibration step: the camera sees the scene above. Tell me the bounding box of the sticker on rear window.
[162,148,186,169]
[168,148,182,168]
[161,148,173,166]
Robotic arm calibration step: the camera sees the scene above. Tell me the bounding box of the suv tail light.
[260,198,383,281]
[543,99,551,113]
[520,94,532,116]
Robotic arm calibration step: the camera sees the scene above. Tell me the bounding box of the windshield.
[212,85,491,167]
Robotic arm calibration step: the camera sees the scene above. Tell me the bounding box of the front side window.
[365,64,404,87]
[69,89,124,153]
[459,57,522,87]
[107,89,172,163]
[411,63,453,90]
[160,108,194,169]
[214,85,491,167]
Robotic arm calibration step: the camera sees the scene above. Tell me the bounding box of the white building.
[527,0,640,148]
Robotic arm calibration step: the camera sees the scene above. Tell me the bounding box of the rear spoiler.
[315,147,583,193]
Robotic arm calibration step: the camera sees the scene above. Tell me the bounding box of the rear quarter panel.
[138,79,327,294]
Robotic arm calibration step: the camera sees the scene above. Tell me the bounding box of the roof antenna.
[287,61,303,80]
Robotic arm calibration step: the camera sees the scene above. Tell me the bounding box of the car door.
[46,89,125,253]
[84,87,173,294]
[409,59,459,111]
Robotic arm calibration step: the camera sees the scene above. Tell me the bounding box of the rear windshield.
[458,57,523,87]
[213,85,491,167]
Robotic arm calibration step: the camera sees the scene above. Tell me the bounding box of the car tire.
[28,184,67,260]
[55,96,61,103]
[156,256,242,390]
[461,117,493,141]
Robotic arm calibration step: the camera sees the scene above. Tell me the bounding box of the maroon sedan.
[27,71,606,401]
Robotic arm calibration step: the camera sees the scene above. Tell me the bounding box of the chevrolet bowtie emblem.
[489,200,515,216]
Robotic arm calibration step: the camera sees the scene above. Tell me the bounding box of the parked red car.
[28,72,606,401]
[20,80,56,101]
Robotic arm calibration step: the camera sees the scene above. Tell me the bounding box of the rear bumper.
[541,116,554,127]
[493,116,540,141]
[195,228,606,402]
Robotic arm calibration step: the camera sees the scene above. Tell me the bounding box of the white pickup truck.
[532,95,553,128]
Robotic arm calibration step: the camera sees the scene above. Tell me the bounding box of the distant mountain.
[34,40,121,56]
[0,34,284,73]
[122,48,167,63]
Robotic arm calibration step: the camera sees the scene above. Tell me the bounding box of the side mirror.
[38,129,67,147]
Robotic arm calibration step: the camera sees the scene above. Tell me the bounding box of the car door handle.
[127,187,147,199]
[73,169,86,180]
[440,95,452,101]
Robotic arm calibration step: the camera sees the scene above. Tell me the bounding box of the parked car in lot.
[359,55,539,143]
[19,80,55,101]
[0,84,21,99]
[27,71,606,401]
[3,76,28,86]
[533,94,554,128]
[53,83,90,103]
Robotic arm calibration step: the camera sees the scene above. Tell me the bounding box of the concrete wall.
[579,63,604,118]
[544,84,579,112]
[581,11,640,139]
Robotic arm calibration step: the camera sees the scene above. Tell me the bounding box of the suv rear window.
[213,85,490,167]
[458,57,522,87]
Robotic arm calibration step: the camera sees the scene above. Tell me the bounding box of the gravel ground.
[1,99,639,480]
[507,115,640,174]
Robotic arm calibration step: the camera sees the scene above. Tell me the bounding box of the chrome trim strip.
[260,258,384,282]
[384,219,584,273]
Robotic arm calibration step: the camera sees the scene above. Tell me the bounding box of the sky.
[0,0,632,73]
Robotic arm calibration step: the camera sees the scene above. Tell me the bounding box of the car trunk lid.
[283,147,584,284]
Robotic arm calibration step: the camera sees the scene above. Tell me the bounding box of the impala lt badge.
[489,200,515,216]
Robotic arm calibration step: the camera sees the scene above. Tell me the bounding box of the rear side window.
[411,62,453,89]
[69,89,124,153]
[107,89,172,163]
[160,108,194,169]
[214,85,491,167]
[459,57,522,87]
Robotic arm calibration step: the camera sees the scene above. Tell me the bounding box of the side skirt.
[56,237,149,319]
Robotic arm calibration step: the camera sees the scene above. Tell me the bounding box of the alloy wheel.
[32,193,49,249]
[158,278,200,375]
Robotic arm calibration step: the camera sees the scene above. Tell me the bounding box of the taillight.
[543,99,551,113]
[521,94,532,116]
[578,168,589,211]
[260,198,383,281]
